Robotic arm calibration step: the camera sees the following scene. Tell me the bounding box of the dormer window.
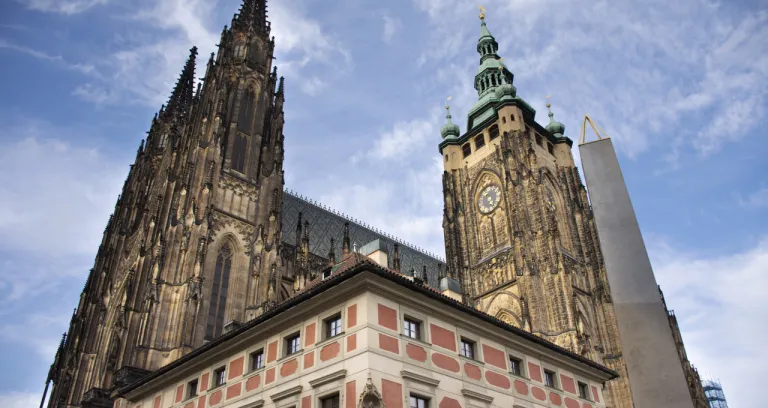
[462,143,472,158]
[474,134,485,150]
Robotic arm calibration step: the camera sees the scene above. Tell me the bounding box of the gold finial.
[478,5,486,20]
[498,57,504,71]
[545,94,552,109]
[446,96,453,114]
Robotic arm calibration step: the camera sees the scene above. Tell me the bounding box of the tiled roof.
[282,191,445,288]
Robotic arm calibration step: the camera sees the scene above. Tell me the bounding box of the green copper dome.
[545,103,565,137]
[441,107,460,139]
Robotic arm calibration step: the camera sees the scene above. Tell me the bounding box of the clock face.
[478,185,502,214]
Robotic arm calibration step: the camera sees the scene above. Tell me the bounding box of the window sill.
[399,334,431,347]
[208,383,226,392]
[316,333,345,348]
[245,367,265,378]
[457,355,484,365]
[278,350,303,363]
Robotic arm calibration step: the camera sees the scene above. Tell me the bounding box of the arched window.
[206,244,232,340]
[475,134,486,149]
[462,143,472,158]
[231,135,247,173]
[489,124,500,141]
[237,90,255,133]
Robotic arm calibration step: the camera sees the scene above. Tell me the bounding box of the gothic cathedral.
[43,2,707,408]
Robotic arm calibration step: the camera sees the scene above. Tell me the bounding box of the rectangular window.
[578,381,589,399]
[547,142,555,155]
[249,349,264,371]
[460,338,475,359]
[213,366,226,387]
[510,114,516,122]
[544,369,556,388]
[186,378,198,400]
[535,134,543,146]
[321,394,340,408]
[409,395,429,408]
[462,143,472,158]
[509,356,522,376]
[286,333,301,356]
[474,134,485,149]
[403,317,421,340]
[325,314,342,338]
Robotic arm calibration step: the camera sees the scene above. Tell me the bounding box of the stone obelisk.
[579,127,694,408]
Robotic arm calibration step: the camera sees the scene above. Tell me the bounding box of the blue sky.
[0,0,766,406]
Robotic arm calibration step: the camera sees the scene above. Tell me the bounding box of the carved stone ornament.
[219,173,260,200]
[358,375,385,408]
[209,210,255,255]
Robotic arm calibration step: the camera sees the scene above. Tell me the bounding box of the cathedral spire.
[163,46,198,122]
[233,0,269,35]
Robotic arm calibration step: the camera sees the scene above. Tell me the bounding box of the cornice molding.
[270,385,303,402]
[241,400,265,408]
[309,369,347,388]
[461,389,494,403]
[400,370,440,387]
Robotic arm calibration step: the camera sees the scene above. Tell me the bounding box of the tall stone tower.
[45,1,289,406]
[439,14,633,407]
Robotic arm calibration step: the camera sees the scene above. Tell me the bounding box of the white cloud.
[0,38,95,74]
[17,0,107,14]
[382,15,402,43]
[365,116,437,161]
[0,392,41,408]
[0,312,70,359]
[412,0,768,163]
[738,186,768,208]
[68,0,351,107]
[0,122,126,256]
[300,76,327,96]
[651,237,768,408]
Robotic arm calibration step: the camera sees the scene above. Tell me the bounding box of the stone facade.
[112,262,616,408]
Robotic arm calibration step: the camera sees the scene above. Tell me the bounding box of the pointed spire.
[234,0,269,35]
[163,46,198,122]
[328,237,336,265]
[277,76,284,95]
[393,243,401,271]
[296,212,303,246]
[342,222,351,255]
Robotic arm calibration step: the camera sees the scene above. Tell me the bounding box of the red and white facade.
[114,260,615,408]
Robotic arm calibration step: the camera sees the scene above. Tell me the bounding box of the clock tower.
[439,13,633,408]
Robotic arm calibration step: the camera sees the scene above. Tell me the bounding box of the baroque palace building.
[43,1,706,408]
